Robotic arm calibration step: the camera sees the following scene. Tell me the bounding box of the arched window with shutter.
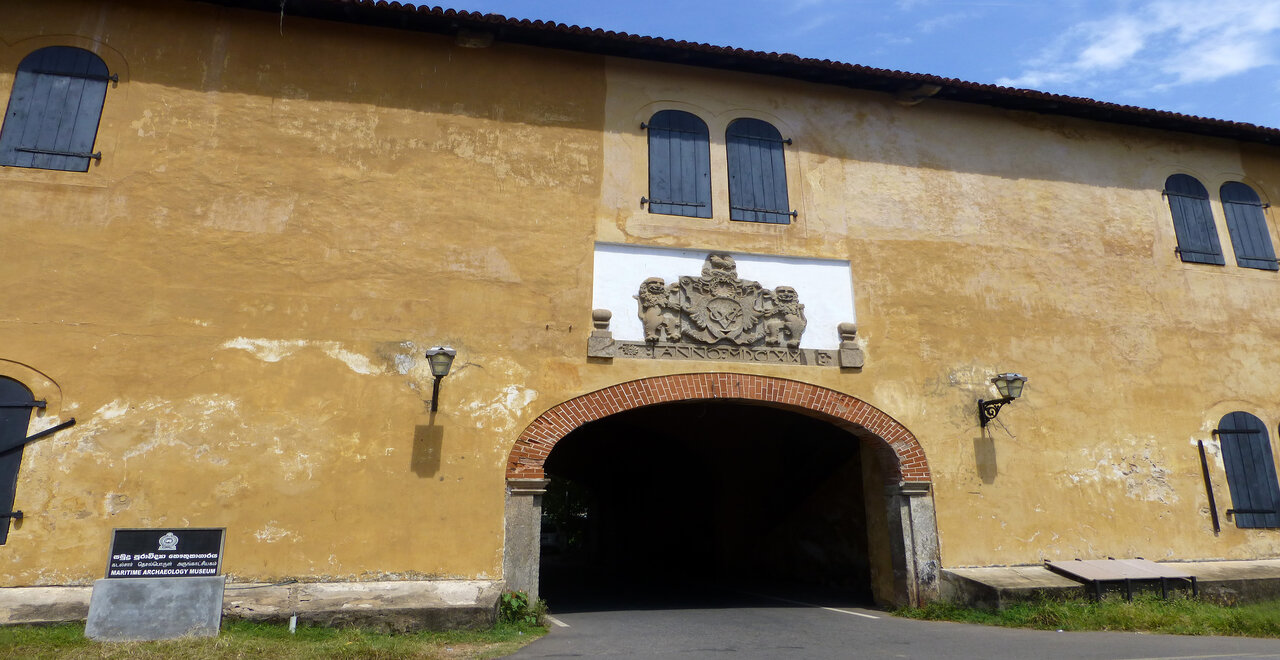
[1220,182,1278,271]
[645,110,711,218]
[726,118,794,224]
[1164,174,1224,265]
[1215,411,1280,529]
[0,46,112,172]
[0,377,37,545]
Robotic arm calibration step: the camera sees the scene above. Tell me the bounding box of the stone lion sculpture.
[635,277,680,343]
[761,285,806,348]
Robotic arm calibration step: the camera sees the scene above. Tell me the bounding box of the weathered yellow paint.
[3,0,1280,588]
[600,57,1280,567]
[0,0,607,585]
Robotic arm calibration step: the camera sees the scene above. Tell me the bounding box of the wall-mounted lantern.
[978,373,1027,428]
[425,346,457,412]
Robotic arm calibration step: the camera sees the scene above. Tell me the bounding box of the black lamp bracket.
[430,375,443,413]
[978,396,1015,428]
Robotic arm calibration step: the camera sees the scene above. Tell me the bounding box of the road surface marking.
[743,591,880,619]
[1121,655,1279,659]
[545,614,570,628]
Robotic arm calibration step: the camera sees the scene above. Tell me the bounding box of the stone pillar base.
[503,478,550,602]
[886,482,941,607]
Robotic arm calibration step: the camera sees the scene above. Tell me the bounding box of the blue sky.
[427,0,1280,129]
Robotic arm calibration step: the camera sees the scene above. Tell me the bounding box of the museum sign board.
[105,528,225,578]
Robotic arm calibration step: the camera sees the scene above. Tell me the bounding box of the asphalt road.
[506,584,1280,659]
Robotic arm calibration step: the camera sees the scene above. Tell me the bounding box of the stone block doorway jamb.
[886,481,941,607]
[503,478,549,602]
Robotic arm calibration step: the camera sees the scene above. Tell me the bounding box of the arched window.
[0,377,37,545]
[726,118,793,224]
[1215,412,1280,529]
[645,110,711,218]
[1220,182,1278,271]
[1164,174,1223,265]
[0,46,112,172]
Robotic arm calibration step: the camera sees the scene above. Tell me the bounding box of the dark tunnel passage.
[538,401,877,611]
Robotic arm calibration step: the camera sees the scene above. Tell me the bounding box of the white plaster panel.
[592,243,855,350]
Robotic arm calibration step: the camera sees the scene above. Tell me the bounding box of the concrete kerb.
[0,579,503,632]
[941,566,1086,609]
[0,586,91,625]
[1185,559,1280,605]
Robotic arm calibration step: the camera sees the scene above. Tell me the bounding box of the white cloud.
[783,0,836,12]
[1164,40,1275,85]
[998,0,1280,95]
[785,12,842,37]
[875,32,915,47]
[1072,19,1144,71]
[917,11,973,34]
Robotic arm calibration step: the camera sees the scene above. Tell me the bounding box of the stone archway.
[503,373,940,606]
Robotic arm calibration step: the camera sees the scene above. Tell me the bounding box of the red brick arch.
[506,373,930,483]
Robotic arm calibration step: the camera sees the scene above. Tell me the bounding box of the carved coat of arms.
[635,253,807,348]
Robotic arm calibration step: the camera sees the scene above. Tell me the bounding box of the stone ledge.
[944,560,1280,609]
[0,586,92,625]
[0,579,502,632]
[1174,559,1280,605]
[942,566,1085,609]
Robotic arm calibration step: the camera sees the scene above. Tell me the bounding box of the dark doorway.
[539,401,873,611]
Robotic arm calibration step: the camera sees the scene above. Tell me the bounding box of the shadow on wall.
[973,436,997,484]
[412,424,443,478]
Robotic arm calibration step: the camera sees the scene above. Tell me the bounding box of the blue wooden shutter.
[1216,411,1280,529]
[1220,182,1278,271]
[726,118,792,224]
[0,378,37,545]
[1164,174,1224,265]
[646,110,711,218]
[0,46,110,172]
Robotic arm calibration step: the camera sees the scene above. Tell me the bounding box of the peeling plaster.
[460,385,538,440]
[442,246,520,283]
[1063,439,1177,504]
[320,346,381,375]
[221,337,384,375]
[24,392,339,542]
[94,400,130,420]
[122,438,165,460]
[214,476,249,499]
[254,522,294,543]
[25,416,63,435]
[104,493,131,515]
[1193,436,1223,462]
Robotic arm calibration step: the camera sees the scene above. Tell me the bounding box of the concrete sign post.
[85,528,226,641]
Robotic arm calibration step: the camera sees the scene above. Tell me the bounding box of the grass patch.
[897,596,1280,637]
[0,619,547,659]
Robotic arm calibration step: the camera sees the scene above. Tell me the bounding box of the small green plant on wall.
[499,590,545,626]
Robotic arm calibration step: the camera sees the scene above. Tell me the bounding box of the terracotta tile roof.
[195,0,1280,145]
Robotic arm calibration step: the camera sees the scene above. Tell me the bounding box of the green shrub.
[499,590,545,626]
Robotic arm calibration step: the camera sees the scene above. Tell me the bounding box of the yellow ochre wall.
[1,0,1279,586]
[600,58,1280,568]
[0,0,608,585]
